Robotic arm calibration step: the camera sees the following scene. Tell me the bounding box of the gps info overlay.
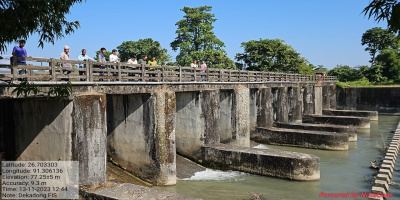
[2,161,79,199]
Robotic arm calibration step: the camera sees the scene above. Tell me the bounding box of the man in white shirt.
[109,49,120,63]
[190,59,198,68]
[127,55,137,64]
[60,45,71,81]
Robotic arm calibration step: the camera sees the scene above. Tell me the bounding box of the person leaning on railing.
[200,60,207,81]
[97,47,107,81]
[127,55,138,76]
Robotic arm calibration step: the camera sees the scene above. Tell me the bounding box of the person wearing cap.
[60,45,71,80]
[12,40,29,74]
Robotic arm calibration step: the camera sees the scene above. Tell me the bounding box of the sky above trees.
[2,0,383,69]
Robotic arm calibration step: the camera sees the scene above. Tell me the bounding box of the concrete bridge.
[0,57,346,187]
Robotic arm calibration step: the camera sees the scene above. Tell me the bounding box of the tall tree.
[363,0,400,34]
[170,6,234,68]
[0,0,83,52]
[117,38,170,65]
[327,65,364,82]
[375,49,400,81]
[361,27,398,65]
[235,38,312,73]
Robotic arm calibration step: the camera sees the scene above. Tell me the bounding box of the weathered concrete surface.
[0,99,73,161]
[176,155,206,179]
[336,87,400,113]
[303,115,371,128]
[107,90,176,186]
[303,85,314,115]
[201,90,220,146]
[274,122,357,142]
[277,87,288,123]
[0,94,108,186]
[73,93,108,185]
[314,86,323,115]
[293,86,303,123]
[256,87,274,128]
[80,182,201,200]
[322,109,378,121]
[202,144,320,181]
[232,85,250,147]
[219,91,233,143]
[322,85,330,110]
[253,127,349,150]
[329,84,336,109]
[250,88,258,134]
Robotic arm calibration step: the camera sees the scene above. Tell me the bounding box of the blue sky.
[2,0,383,69]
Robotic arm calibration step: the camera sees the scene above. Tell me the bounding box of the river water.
[156,115,400,200]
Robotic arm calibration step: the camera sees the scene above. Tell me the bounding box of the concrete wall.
[0,94,108,185]
[219,91,233,143]
[314,86,323,115]
[232,85,250,147]
[337,87,400,113]
[107,91,176,186]
[303,85,314,115]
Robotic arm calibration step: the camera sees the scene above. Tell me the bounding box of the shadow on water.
[156,115,400,200]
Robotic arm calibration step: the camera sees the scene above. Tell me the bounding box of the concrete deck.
[322,109,378,121]
[202,144,320,181]
[274,122,357,141]
[303,114,371,128]
[253,127,349,150]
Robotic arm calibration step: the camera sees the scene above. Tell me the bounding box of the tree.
[117,38,171,65]
[313,65,329,73]
[235,38,310,73]
[363,0,400,34]
[0,0,83,52]
[361,27,398,65]
[170,6,234,68]
[327,65,364,82]
[375,49,400,81]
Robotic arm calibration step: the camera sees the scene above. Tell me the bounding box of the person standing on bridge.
[200,60,207,81]
[77,49,95,79]
[98,47,107,80]
[60,45,71,81]
[12,40,29,74]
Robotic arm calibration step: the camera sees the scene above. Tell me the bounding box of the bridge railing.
[0,57,336,83]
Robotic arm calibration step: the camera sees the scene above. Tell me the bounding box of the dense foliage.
[117,38,170,65]
[235,39,314,74]
[363,0,400,34]
[0,0,83,52]
[170,6,234,68]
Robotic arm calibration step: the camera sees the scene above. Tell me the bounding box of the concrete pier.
[322,85,330,110]
[256,87,274,128]
[277,87,288,123]
[232,85,250,147]
[107,90,177,186]
[329,84,336,109]
[314,86,323,115]
[202,145,320,181]
[303,85,314,115]
[293,86,303,123]
[322,109,378,121]
[303,115,371,128]
[274,122,357,142]
[253,127,349,150]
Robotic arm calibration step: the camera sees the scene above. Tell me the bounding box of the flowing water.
[156,115,400,200]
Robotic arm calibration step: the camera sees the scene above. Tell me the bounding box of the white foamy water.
[252,144,269,149]
[180,169,246,181]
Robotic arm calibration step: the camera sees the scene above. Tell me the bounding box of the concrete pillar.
[293,86,303,123]
[152,89,176,186]
[314,86,323,115]
[72,94,107,185]
[256,87,273,128]
[329,84,337,109]
[202,89,220,146]
[322,85,330,110]
[303,85,314,115]
[232,85,250,147]
[219,91,233,143]
[277,87,288,123]
[107,90,176,186]
[249,89,258,134]
[288,87,294,122]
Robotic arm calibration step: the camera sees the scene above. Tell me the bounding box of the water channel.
[156,115,400,200]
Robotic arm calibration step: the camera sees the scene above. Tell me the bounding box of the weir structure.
[0,56,369,188]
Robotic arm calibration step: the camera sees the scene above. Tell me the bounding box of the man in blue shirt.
[12,40,28,74]
[78,49,95,79]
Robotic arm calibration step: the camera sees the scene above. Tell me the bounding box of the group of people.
[10,40,209,80]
